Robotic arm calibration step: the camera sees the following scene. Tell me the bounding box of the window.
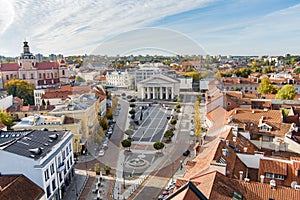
[31,73,34,79]
[6,75,9,80]
[275,174,285,180]
[46,185,51,198]
[22,74,26,79]
[67,160,70,170]
[66,147,69,156]
[69,143,72,152]
[54,73,58,78]
[44,169,50,181]
[39,73,42,79]
[50,163,55,175]
[227,102,231,106]
[47,73,50,79]
[52,178,56,191]
[62,151,66,160]
[265,173,274,179]
[62,70,65,75]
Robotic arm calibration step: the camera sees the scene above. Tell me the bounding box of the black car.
[183,149,190,156]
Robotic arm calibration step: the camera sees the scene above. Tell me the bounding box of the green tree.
[121,139,131,151]
[4,79,34,105]
[275,85,296,100]
[104,165,111,175]
[0,110,15,129]
[153,141,165,152]
[164,129,174,141]
[129,109,136,115]
[183,72,200,82]
[293,68,300,74]
[169,118,177,125]
[94,163,101,175]
[75,75,85,82]
[257,77,278,94]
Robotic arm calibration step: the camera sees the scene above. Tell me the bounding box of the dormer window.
[258,123,272,132]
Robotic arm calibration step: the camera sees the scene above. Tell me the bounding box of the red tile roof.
[0,174,44,200]
[0,63,19,71]
[260,159,288,175]
[36,61,59,70]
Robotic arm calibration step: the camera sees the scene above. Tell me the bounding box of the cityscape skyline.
[0,0,299,57]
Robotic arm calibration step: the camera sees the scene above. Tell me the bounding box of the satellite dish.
[291,181,298,189]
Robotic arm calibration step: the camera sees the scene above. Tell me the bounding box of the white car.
[98,149,105,156]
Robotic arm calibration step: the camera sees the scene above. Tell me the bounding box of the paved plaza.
[132,105,171,143]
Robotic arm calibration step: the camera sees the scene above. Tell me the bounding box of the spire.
[23,41,30,53]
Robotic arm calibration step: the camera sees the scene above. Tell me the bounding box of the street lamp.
[122,163,126,189]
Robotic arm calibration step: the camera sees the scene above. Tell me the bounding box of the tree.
[153,141,165,152]
[4,79,35,105]
[169,118,177,125]
[129,109,136,115]
[111,95,118,112]
[125,129,134,139]
[121,139,131,151]
[164,129,174,141]
[106,108,113,120]
[94,163,101,175]
[293,68,300,74]
[104,165,111,175]
[100,117,108,130]
[275,85,296,100]
[75,75,85,82]
[257,77,278,94]
[0,110,15,129]
[193,100,202,142]
[129,103,136,108]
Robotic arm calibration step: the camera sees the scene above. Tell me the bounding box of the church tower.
[18,41,36,69]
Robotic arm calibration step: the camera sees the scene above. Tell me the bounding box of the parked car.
[98,149,105,156]
[183,149,190,156]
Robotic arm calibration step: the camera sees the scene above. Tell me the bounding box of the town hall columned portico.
[137,74,180,100]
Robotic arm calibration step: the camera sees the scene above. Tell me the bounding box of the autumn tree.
[4,79,34,105]
[257,77,278,94]
[106,108,113,120]
[193,100,202,142]
[111,95,118,112]
[0,110,15,129]
[275,85,296,100]
[99,117,108,130]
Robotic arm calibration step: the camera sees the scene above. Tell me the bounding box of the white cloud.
[0,0,215,56]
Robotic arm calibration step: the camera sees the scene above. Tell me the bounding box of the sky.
[0,0,299,56]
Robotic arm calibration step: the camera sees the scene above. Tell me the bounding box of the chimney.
[243,147,248,153]
[260,175,265,184]
[226,140,229,146]
[239,171,243,181]
[270,179,276,189]
[233,137,237,143]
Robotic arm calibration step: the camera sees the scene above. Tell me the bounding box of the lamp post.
[122,163,126,189]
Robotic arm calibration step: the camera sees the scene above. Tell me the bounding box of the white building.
[105,70,134,88]
[0,130,74,200]
[0,94,13,110]
[137,74,180,100]
[178,76,193,91]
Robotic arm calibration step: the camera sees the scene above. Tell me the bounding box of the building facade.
[137,74,180,100]
[0,130,74,200]
[0,41,71,87]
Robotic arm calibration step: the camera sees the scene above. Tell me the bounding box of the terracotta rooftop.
[178,171,300,200]
[36,61,59,70]
[260,159,288,175]
[0,174,44,200]
[0,63,19,71]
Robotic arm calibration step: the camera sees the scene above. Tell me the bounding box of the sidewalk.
[63,169,89,200]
